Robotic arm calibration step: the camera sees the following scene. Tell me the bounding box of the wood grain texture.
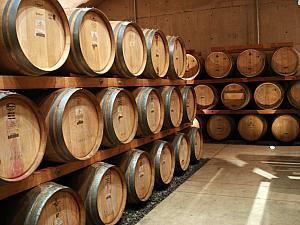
[271,115,300,142]
[194,84,219,109]
[254,82,284,109]
[237,49,266,77]
[205,52,233,78]
[238,115,268,141]
[221,83,251,110]
[272,47,300,76]
[207,115,235,141]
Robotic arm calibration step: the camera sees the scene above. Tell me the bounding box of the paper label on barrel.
[75,107,84,125]
[150,96,155,113]
[91,31,99,49]
[54,218,64,225]
[35,19,46,38]
[104,172,113,215]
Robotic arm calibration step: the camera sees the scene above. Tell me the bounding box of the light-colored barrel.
[288,81,300,109]
[237,49,266,77]
[132,87,164,137]
[110,149,155,204]
[142,29,169,78]
[186,127,203,163]
[238,115,268,141]
[64,8,115,76]
[148,140,175,187]
[166,36,187,79]
[0,0,71,75]
[180,86,197,123]
[109,21,147,78]
[159,86,183,128]
[254,82,284,109]
[272,115,300,142]
[96,88,138,147]
[39,88,103,162]
[272,47,300,76]
[192,116,205,129]
[194,84,219,109]
[6,182,85,225]
[221,83,251,110]
[205,52,234,78]
[207,115,235,141]
[182,54,203,80]
[67,162,127,225]
[0,91,46,182]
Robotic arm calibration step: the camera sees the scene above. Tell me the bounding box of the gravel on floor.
[117,159,208,225]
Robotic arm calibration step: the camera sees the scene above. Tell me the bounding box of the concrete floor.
[137,144,300,225]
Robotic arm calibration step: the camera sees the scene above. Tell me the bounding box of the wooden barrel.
[238,115,268,141]
[148,140,175,187]
[272,47,300,76]
[169,133,191,173]
[96,88,138,147]
[64,8,116,76]
[6,182,85,225]
[142,29,169,78]
[132,87,164,137]
[166,36,187,79]
[0,91,46,182]
[159,86,183,128]
[186,127,203,163]
[221,83,251,110]
[39,88,103,162]
[194,84,219,109]
[207,115,235,141]
[288,81,300,109]
[0,0,71,75]
[272,115,300,142]
[237,49,266,77]
[182,54,203,80]
[110,149,155,204]
[254,82,284,109]
[205,52,234,78]
[180,86,197,123]
[109,21,147,78]
[66,162,127,225]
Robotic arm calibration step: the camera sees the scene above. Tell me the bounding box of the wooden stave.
[288,81,300,109]
[238,115,268,142]
[66,162,127,225]
[194,84,219,110]
[271,115,300,142]
[40,88,103,162]
[0,91,47,182]
[221,83,252,110]
[0,0,71,75]
[159,86,184,129]
[142,29,169,79]
[186,127,203,163]
[132,87,164,137]
[109,21,147,78]
[237,49,266,77]
[205,52,234,78]
[207,115,235,141]
[180,86,197,123]
[254,82,284,109]
[97,87,138,147]
[64,8,116,77]
[182,54,203,80]
[166,36,187,79]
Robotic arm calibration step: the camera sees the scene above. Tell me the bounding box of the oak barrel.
[159,86,183,128]
[254,82,284,109]
[186,127,203,163]
[221,83,251,110]
[182,54,203,80]
[180,86,197,123]
[168,133,191,174]
[238,115,267,141]
[205,52,234,78]
[0,91,46,182]
[271,115,300,142]
[96,88,138,147]
[194,84,219,109]
[64,8,115,76]
[272,47,300,76]
[110,21,147,78]
[133,87,164,137]
[288,81,300,109]
[207,115,235,141]
[166,36,187,79]
[148,140,175,187]
[67,162,127,225]
[142,29,169,78]
[39,88,103,162]
[110,149,155,204]
[6,182,85,225]
[237,49,266,77]
[0,0,71,75]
